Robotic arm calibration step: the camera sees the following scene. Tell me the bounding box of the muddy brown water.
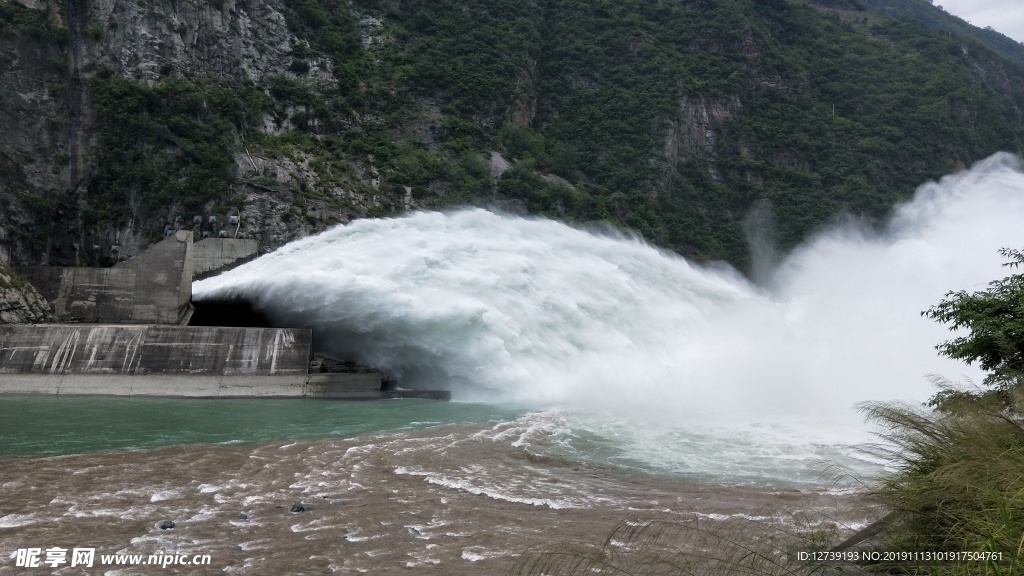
[0,421,875,575]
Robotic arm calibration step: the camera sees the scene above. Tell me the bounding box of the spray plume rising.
[195,154,1024,461]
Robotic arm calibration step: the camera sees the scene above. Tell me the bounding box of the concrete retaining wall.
[0,325,442,399]
[115,230,193,322]
[19,232,193,324]
[0,325,312,397]
[192,238,258,280]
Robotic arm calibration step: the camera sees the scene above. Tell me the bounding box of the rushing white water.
[195,153,1024,483]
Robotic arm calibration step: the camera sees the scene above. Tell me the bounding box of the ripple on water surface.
[0,396,523,457]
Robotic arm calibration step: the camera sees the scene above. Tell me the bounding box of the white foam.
[461,547,506,562]
[697,512,774,522]
[393,466,602,509]
[0,513,37,528]
[195,153,1024,483]
[186,506,219,522]
[68,505,155,520]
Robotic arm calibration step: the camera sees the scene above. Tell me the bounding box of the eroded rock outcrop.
[0,263,51,324]
[664,95,741,181]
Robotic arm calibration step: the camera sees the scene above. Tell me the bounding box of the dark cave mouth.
[188,296,276,328]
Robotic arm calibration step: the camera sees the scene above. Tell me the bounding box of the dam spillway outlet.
[3,231,450,400]
[188,296,275,328]
[0,325,450,400]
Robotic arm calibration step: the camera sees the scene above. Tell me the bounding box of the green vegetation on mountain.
[0,1,67,43]
[86,75,274,223]
[858,0,1024,69]
[256,0,1024,262]
[3,0,1024,268]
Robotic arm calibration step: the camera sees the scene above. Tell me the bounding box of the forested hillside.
[1,0,1022,270]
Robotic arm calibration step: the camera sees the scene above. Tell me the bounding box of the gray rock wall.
[88,0,302,83]
[0,263,52,324]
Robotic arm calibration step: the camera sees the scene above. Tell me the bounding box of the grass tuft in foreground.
[858,390,1024,575]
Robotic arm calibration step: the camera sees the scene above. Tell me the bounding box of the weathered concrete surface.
[115,229,193,323]
[19,232,193,324]
[0,324,447,399]
[192,238,259,280]
[304,372,383,400]
[0,324,312,397]
[18,266,137,321]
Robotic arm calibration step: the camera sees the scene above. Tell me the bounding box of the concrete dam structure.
[2,232,450,400]
[0,325,311,397]
[20,230,195,325]
[192,237,260,281]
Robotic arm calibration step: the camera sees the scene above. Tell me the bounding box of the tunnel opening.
[189,295,393,390]
[187,296,426,395]
[188,296,275,328]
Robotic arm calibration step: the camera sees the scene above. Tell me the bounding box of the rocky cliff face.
[83,0,383,258]
[0,0,74,265]
[90,0,295,83]
[0,0,391,266]
[664,95,742,184]
[0,263,51,323]
[1,0,1023,268]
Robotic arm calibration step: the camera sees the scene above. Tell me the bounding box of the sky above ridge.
[940,0,1024,43]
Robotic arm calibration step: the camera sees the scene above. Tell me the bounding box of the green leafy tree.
[924,248,1024,408]
[850,249,1024,572]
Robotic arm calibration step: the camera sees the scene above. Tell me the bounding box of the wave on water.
[194,153,1024,482]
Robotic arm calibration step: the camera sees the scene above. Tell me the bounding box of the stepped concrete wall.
[0,324,312,397]
[19,231,193,324]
